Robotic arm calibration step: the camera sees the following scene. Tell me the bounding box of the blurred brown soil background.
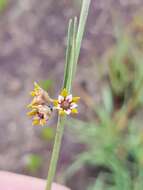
[0,0,142,189]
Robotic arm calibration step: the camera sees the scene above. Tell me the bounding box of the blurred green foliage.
[66,15,143,190]
[25,154,42,174]
[0,0,7,12]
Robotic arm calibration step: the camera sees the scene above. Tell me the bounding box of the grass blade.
[66,17,78,92]
[74,0,91,76]
[63,19,73,88]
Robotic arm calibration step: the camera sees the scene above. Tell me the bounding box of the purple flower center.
[38,112,44,119]
[61,100,70,110]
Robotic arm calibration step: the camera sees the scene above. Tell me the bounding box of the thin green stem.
[45,116,66,190]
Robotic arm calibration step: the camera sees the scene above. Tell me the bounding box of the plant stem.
[45,0,91,189]
[45,116,66,190]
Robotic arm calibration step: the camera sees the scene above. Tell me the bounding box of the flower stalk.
[45,0,91,189]
[45,116,66,190]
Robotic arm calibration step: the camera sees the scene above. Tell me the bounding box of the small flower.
[28,82,53,107]
[53,88,80,115]
[27,105,53,126]
[27,82,54,126]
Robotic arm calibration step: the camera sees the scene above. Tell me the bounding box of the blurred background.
[1,0,143,190]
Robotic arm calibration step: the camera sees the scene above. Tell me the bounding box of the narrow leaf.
[63,19,73,88]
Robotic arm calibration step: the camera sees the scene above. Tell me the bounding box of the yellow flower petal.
[30,91,36,97]
[27,109,37,117]
[34,82,40,90]
[53,100,59,106]
[27,104,33,109]
[29,105,38,109]
[72,97,80,103]
[59,110,66,116]
[32,119,40,126]
[40,119,46,126]
[61,88,68,97]
[71,108,78,114]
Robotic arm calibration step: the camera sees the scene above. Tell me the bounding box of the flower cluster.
[27,83,80,126]
[27,82,54,126]
[53,89,80,115]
